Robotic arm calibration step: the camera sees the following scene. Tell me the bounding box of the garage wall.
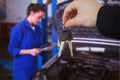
[3,0,31,23]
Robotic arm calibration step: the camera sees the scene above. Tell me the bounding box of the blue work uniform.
[8,19,42,80]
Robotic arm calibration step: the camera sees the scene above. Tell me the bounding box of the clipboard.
[40,43,57,51]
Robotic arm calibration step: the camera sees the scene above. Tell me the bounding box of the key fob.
[60,28,73,41]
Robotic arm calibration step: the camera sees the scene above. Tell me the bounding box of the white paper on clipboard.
[40,43,57,51]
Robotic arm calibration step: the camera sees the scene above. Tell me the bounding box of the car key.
[59,28,73,41]
[58,26,73,57]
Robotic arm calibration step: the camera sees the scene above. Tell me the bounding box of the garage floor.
[0,38,12,80]
[0,65,12,80]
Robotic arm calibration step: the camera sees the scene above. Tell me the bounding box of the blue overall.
[8,19,42,80]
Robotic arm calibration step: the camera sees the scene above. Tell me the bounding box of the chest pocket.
[20,26,42,49]
[20,27,35,49]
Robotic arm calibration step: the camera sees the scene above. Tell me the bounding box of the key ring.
[58,26,73,57]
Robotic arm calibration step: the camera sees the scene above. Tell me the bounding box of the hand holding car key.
[58,26,73,57]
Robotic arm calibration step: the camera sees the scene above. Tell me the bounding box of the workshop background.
[0,0,120,80]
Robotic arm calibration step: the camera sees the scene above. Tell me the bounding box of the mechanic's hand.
[30,48,42,56]
[62,0,103,28]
